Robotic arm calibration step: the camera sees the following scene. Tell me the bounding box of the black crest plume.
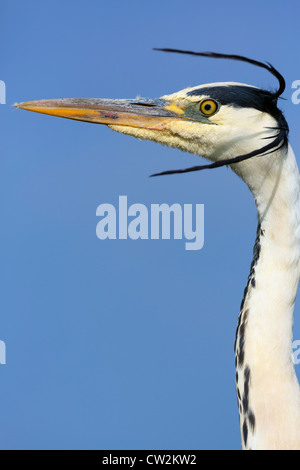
[151,48,288,177]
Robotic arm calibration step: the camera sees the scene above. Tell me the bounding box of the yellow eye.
[199,99,219,116]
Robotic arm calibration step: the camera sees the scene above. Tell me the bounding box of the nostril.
[131,102,156,107]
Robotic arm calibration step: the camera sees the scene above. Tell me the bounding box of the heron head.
[15,50,288,187]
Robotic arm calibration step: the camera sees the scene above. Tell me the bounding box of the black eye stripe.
[188,85,278,114]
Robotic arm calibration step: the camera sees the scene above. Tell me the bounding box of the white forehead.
[162,82,258,101]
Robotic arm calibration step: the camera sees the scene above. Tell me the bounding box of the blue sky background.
[1,0,300,450]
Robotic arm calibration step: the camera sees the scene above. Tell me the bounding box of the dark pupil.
[204,103,212,111]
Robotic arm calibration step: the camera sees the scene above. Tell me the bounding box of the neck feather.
[235,144,300,450]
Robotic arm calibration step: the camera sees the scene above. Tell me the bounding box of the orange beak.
[14,98,186,131]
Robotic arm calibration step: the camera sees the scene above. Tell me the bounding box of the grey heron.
[15,49,300,450]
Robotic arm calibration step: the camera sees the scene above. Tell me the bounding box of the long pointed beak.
[14,98,186,131]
